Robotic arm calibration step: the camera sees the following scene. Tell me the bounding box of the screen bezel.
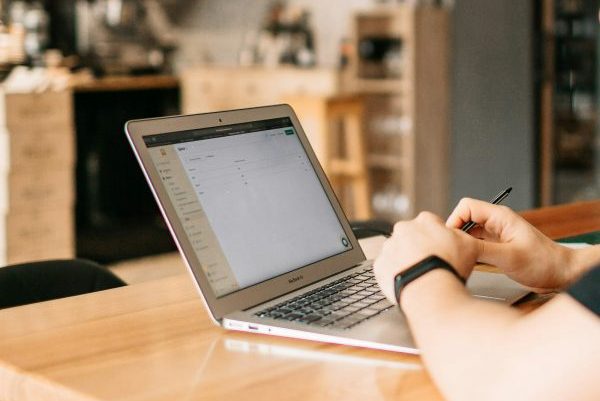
[125,104,366,322]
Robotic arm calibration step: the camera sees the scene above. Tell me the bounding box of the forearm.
[400,270,522,401]
[399,269,600,401]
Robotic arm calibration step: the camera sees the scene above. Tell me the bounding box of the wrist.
[559,245,578,288]
[562,245,600,288]
[394,256,466,304]
[399,268,467,312]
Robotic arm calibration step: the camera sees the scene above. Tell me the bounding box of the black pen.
[461,187,512,233]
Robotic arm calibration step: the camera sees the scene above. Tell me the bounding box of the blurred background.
[0,0,597,267]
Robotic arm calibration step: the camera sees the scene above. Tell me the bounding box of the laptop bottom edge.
[222,312,420,355]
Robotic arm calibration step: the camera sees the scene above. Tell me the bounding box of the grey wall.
[450,0,535,211]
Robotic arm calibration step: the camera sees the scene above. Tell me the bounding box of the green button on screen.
[285,129,294,135]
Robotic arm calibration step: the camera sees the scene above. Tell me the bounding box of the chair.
[0,259,126,309]
[350,219,393,239]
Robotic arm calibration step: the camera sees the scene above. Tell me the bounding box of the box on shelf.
[4,125,75,171]
[4,207,74,256]
[0,207,75,266]
[6,241,74,265]
[6,168,74,213]
[3,91,73,129]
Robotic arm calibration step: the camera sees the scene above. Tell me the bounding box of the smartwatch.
[394,255,466,304]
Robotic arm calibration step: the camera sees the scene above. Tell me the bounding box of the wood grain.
[0,201,598,401]
[520,200,600,239]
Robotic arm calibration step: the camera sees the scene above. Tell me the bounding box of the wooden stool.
[286,95,371,220]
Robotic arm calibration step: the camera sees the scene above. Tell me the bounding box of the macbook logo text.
[288,275,303,284]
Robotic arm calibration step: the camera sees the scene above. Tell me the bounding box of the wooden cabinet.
[347,6,450,220]
[181,66,340,114]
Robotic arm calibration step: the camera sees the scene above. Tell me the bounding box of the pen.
[460,187,512,233]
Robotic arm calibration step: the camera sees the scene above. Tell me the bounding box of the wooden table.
[1,201,598,401]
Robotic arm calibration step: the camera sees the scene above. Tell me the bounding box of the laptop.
[125,104,528,354]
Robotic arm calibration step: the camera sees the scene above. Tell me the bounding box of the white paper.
[559,242,592,249]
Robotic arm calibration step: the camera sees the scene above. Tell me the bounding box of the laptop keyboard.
[254,268,394,330]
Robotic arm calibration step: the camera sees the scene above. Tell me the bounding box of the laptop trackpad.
[467,271,529,304]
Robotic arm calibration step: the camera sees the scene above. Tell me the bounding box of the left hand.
[373,212,481,304]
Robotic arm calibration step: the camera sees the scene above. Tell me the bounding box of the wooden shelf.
[328,159,365,176]
[348,5,450,219]
[367,154,406,170]
[353,78,405,94]
[73,75,179,93]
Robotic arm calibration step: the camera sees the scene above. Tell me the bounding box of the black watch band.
[394,255,466,304]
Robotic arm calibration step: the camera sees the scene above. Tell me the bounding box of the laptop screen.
[143,117,353,298]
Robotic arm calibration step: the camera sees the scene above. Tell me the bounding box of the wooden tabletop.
[0,201,598,401]
[72,75,179,93]
[520,199,600,239]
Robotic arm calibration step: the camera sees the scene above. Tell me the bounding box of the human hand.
[446,198,573,292]
[373,212,480,304]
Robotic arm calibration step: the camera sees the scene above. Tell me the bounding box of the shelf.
[353,78,406,94]
[73,75,179,93]
[328,159,364,176]
[367,154,406,170]
[348,6,450,218]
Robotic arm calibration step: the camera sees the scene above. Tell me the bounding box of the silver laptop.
[125,104,528,354]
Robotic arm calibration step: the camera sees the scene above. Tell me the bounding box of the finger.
[467,225,485,238]
[446,197,485,228]
[525,286,556,294]
[465,226,499,241]
[446,198,512,238]
[476,240,513,268]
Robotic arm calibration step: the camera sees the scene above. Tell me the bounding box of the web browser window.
[144,118,352,297]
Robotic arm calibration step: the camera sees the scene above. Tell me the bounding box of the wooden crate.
[0,89,75,267]
[1,124,75,171]
[0,206,74,265]
[5,168,74,213]
[1,90,73,128]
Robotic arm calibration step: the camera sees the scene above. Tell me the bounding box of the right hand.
[373,212,480,305]
[446,198,574,292]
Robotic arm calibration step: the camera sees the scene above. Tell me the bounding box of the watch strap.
[394,255,466,304]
